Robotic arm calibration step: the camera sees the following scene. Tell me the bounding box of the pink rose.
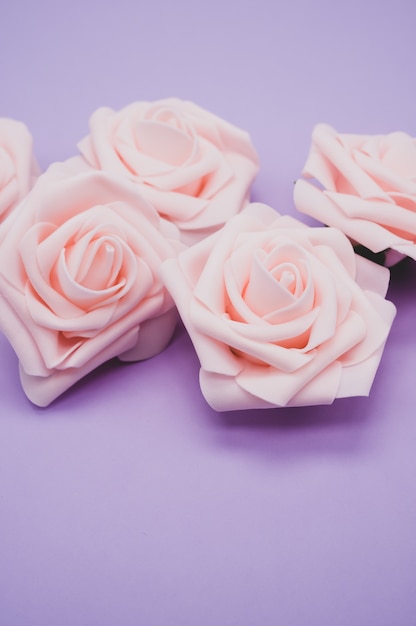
[0,159,181,406]
[78,98,259,245]
[294,123,416,263]
[0,117,40,222]
[162,204,396,411]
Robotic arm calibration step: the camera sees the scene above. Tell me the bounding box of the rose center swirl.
[242,247,307,318]
[51,229,136,311]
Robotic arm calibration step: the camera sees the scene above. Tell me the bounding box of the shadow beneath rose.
[35,320,187,414]
[202,309,404,460]
[387,256,416,299]
[204,394,386,461]
[217,397,365,429]
[28,253,416,464]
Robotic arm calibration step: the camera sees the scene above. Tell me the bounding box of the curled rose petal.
[0,160,182,406]
[78,98,259,245]
[294,123,416,264]
[0,117,40,224]
[162,203,396,411]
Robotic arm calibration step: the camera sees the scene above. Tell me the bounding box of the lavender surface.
[1,1,416,624]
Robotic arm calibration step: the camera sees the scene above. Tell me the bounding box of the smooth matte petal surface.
[78,98,259,244]
[1,3,416,626]
[295,123,416,259]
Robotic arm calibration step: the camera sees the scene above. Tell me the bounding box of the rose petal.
[78,98,259,244]
[0,164,179,404]
[294,178,411,253]
[163,202,396,411]
[236,310,365,406]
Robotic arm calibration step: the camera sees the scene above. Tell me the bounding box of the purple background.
[1,1,416,624]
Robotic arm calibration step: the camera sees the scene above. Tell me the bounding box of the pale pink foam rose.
[78,98,259,246]
[0,117,40,222]
[0,158,182,406]
[294,123,416,264]
[162,203,396,411]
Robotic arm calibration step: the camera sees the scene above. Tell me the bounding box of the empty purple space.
[1,1,415,625]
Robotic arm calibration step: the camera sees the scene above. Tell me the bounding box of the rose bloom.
[0,117,40,222]
[0,159,182,406]
[162,204,396,411]
[78,98,259,245]
[294,123,416,263]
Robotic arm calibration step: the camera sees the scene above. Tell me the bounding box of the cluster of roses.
[0,99,414,410]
